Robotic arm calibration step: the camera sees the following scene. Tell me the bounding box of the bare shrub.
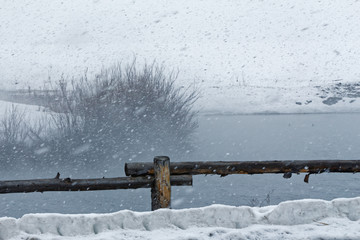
[41,62,199,167]
[0,105,33,168]
[0,105,28,145]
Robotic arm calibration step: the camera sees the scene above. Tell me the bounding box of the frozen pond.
[1,113,360,218]
[194,112,360,161]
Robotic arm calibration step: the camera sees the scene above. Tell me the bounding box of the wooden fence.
[1,156,360,210]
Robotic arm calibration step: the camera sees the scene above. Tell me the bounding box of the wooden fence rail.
[0,175,192,194]
[0,157,191,210]
[1,157,360,211]
[125,160,360,178]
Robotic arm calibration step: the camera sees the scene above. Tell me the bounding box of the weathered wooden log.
[0,175,192,194]
[151,156,171,210]
[125,160,360,177]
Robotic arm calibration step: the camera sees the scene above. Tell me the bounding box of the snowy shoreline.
[2,81,360,116]
[199,110,360,116]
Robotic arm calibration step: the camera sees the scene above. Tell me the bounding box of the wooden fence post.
[151,156,171,210]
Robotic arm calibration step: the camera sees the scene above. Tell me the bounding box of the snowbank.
[1,197,360,240]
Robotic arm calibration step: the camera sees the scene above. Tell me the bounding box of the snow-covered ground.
[0,100,46,122]
[1,0,360,114]
[1,197,360,240]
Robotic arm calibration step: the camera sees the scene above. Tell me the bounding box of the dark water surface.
[1,113,360,218]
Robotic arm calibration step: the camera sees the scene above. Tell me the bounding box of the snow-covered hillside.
[1,0,360,114]
[1,197,360,240]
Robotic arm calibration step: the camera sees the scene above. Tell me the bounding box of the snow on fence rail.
[1,157,360,211]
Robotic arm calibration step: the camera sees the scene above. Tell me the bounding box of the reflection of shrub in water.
[248,190,274,207]
[41,62,199,168]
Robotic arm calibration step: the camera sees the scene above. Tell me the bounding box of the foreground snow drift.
[1,197,360,240]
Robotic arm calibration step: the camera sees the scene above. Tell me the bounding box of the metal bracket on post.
[151,156,171,210]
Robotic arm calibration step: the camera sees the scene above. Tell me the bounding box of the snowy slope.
[1,0,360,113]
[1,197,360,240]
